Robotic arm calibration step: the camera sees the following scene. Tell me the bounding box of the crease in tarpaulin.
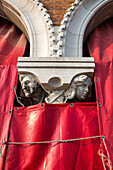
[0,17,107,169]
[88,18,113,169]
[0,17,27,169]
[43,103,47,170]
[0,65,18,170]
[1,135,106,167]
[0,18,27,65]
[4,102,104,170]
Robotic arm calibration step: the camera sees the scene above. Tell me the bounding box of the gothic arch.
[60,0,113,57]
[0,0,54,57]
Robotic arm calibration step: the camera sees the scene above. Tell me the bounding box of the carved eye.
[82,83,86,87]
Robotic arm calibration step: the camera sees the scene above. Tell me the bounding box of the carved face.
[20,75,37,97]
[76,78,92,101]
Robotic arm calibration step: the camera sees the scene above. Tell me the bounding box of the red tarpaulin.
[0,18,27,64]
[4,103,104,170]
[0,65,18,169]
[88,18,113,169]
[0,18,105,169]
[0,18,27,169]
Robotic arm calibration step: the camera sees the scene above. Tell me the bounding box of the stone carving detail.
[57,0,83,57]
[45,75,92,103]
[18,73,92,106]
[19,72,49,106]
[30,0,55,57]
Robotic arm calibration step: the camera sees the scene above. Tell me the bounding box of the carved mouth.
[23,89,30,96]
[82,92,87,98]
[23,89,29,93]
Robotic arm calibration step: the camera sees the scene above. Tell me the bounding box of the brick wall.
[40,0,75,25]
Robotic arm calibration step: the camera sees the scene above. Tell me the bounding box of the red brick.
[40,0,74,25]
[53,10,65,14]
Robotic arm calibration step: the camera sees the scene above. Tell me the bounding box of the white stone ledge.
[18,57,94,62]
[17,57,95,90]
[18,62,94,68]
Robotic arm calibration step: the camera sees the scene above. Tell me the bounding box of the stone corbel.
[17,57,95,91]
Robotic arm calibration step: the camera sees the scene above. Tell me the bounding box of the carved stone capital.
[18,57,95,91]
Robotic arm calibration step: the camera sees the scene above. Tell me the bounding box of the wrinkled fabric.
[4,103,104,170]
[0,18,27,169]
[0,18,27,64]
[88,18,113,167]
[0,18,104,169]
[0,65,18,169]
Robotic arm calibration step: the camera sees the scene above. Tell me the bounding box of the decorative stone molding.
[0,0,112,58]
[0,0,55,57]
[18,57,95,91]
[1,0,98,89]
[57,0,83,57]
[58,0,112,57]
[31,0,55,57]
[45,74,92,104]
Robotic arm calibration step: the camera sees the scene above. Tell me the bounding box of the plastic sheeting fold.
[0,18,106,169]
[0,18,27,169]
[4,103,104,170]
[0,65,18,169]
[88,18,113,168]
[0,18,27,64]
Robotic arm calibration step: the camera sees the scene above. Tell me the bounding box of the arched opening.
[0,0,51,57]
[83,1,113,57]
[82,2,113,104]
[0,16,30,57]
[63,0,113,57]
[0,1,30,42]
[0,1,30,56]
[81,2,113,102]
[84,14,113,164]
[82,2,113,103]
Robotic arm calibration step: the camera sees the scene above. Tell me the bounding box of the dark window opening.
[23,41,30,57]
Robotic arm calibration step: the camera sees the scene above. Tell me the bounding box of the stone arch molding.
[60,0,113,57]
[0,0,55,57]
[0,0,113,58]
[0,0,96,89]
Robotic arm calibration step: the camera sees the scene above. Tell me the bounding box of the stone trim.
[57,0,83,57]
[18,57,95,90]
[58,0,112,57]
[1,0,55,57]
[31,0,55,57]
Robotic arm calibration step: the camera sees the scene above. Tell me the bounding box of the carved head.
[19,73,40,97]
[71,75,92,101]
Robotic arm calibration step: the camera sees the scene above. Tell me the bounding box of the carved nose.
[85,86,88,92]
[22,84,26,89]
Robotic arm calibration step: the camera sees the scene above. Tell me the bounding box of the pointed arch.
[0,0,54,57]
[61,0,113,57]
